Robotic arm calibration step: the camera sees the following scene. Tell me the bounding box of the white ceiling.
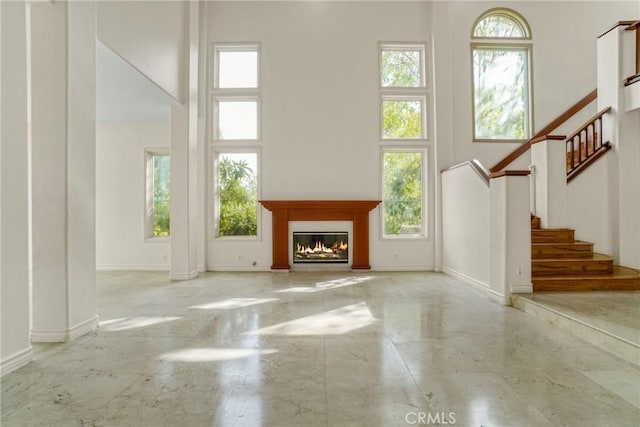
[96,41,176,122]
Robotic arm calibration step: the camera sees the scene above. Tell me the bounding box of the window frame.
[212,43,261,90]
[471,9,533,143]
[378,43,426,89]
[211,147,262,241]
[212,95,261,141]
[144,147,171,242]
[210,43,262,144]
[380,147,428,240]
[380,94,428,141]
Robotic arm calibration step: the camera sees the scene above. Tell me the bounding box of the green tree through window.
[383,151,424,236]
[382,99,423,139]
[218,153,258,236]
[472,9,531,141]
[152,154,170,237]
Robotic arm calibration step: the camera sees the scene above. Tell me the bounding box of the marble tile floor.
[2,271,639,426]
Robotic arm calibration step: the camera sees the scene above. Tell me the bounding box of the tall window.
[378,43,428,239]
[472,9,532,142]
[212,44,260,141]
[214,151,259,238]
[211,43,261,239]
[145,149,170,239]
[379,43,427,140]
[382,149,425,238]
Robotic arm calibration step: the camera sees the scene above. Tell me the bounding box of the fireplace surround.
[259,200,381,270]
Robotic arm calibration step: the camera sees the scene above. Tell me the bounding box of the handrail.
[441,159,490,186]
[566,107,612,182]
[566,107,611,142]
[489,89,597,173]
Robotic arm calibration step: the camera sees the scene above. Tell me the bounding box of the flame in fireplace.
[296,241,348,255]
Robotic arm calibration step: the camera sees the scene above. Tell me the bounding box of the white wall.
[433,1,638,170]
[441,165,490,287]
[97,0,186,102]
[96,121,171,271]
[207,1,435,270]
[1,0,32,374]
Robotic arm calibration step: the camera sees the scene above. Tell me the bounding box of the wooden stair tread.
[533,265,640,280]
[532,240,592,246]
[532,253,612,262]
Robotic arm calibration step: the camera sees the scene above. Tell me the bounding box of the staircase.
[531,216,640,291]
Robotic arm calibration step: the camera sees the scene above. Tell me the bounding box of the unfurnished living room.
[1,1,639,426]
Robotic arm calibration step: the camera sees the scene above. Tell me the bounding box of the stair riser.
[532,245,593,259]
[532,261,613,276]
[531,231,575,243]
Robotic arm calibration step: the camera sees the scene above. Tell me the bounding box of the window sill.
[145,236,170,243]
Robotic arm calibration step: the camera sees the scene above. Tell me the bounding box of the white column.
[170,1,200,280]
[597,25,640,269]
[1,0,33,374]
[490,174,532,303]
[530,138,567,229]
[30,0,98,342]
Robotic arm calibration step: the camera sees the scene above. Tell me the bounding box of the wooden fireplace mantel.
[259,200,381,270]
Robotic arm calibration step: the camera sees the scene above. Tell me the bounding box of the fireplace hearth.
[293,232,348,264]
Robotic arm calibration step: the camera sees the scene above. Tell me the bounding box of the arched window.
[472,9,532,142]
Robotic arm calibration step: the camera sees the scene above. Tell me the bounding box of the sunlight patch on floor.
[243,302,378,336]
[189,297,279,310]
[158,348,278,362]
[274,276,374,294]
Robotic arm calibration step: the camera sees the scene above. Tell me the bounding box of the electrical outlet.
[516,266,522,275]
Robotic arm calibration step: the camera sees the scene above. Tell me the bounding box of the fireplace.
[293,232,348,264]
[259,200,381,270]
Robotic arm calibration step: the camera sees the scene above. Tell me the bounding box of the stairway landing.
[512,291,640,367]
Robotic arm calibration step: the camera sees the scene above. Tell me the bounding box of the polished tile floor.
[2,271,639,426]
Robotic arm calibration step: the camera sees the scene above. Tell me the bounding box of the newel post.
[530,136,568,229]
[489,171,532,304]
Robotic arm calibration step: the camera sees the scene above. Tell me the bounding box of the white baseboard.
[69,315,99,340]
[31,315,99,343]
[170,269,200,281]
[97,264,169,272]
[371,266,434,272]
[208,266,272,272]
[1,347,33,377]
[443,267,509,305]
[443,267,489,288]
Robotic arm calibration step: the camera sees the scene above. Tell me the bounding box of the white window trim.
[144,147,170,242]
[380,147,428,240]
[378,42,427,89]
[471,43,533,143]
[380,94,428,141]
[212,94,262,142]
[212,42,261,90]
[210,42,262,144]
[471,9,533,142]
[211,147,262,241]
